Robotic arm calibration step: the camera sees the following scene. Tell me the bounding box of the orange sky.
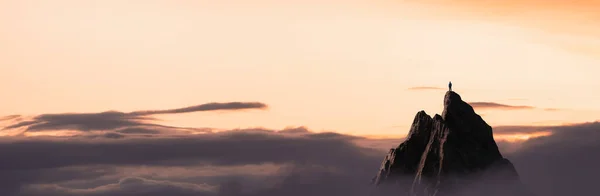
[1,0,599,137]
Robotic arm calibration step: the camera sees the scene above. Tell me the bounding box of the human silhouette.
[449,81,452,91]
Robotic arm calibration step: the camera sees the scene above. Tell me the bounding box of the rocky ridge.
[371,91,532,196]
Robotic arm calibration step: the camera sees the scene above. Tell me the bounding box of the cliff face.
[372,91,531,196]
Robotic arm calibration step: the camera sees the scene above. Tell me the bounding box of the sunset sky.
[2,1,600,196]
[2,0,600,138]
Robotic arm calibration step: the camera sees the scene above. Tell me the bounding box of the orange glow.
[0,131,19,137]
[494,131,553,143]
[360,134,406,139]
[1,0,599,137]
[22,131,80,137]
[353,131,554,142]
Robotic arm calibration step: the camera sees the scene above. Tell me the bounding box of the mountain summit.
[371,91,532,196]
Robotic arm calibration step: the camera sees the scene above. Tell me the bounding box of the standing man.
[449,81,452,91]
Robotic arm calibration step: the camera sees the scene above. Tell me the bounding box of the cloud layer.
[1,121,599,196]
[507,122,600,196]
[0,127,384,196]
[2,102,599,196]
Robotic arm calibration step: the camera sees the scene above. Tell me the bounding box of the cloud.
[507,121,600,196]
[406,86,446,91]
[468,102,535,110]
[0,127,386,196]
[0,128,382,171]
[129,102,268,116]
[20,177,216,196]
[467,101,564,112]
[2,102,600,196]
[4,112,155,132]
[2,102,266,133]
[352,138,403,151]
[492,122,600,135]
[0,115,21,122]
[492,125,550,134]
[0,122,599,196]
[5,121,600,196]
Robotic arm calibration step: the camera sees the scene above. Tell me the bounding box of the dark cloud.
[0,165,120,195]
[406,86,446,91]
[352,138,403,151]
[20,177,216,196]
[115,127,163,134]
[4,112,155,132]
[468,102,535,110]
[2,102,266,133]
[0,128,382,171]
[0,127,386,196]
[129,102,268,116]
[100,132,126,139]
[507,121,600,196]
[2,115,600,196]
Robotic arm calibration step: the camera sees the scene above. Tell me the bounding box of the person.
[449,81,452,91]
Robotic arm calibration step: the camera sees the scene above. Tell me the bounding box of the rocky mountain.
[371,91,532,196]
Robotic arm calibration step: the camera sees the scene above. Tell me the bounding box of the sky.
[2,0,600,138]
[1,0,600,196]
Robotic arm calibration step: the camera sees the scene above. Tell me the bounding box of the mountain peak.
[442,90,472,119]
[444,90,462,104]
[371,91,532,196]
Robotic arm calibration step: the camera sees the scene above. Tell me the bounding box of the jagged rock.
[372,91,532,196]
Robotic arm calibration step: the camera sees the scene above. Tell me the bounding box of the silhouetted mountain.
[371,91,532,196]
